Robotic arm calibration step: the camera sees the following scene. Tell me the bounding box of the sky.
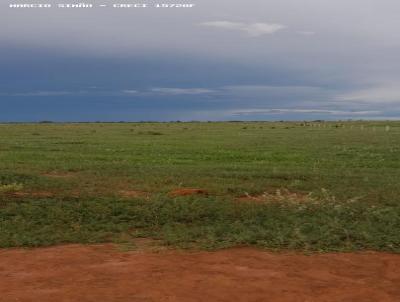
[1,0,400,121]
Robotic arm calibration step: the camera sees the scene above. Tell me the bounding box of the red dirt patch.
[8,191,55,198]
[42,171,77,178]
[0,244,399,302]
[169,188,209,197]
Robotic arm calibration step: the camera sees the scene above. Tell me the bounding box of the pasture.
[1,121,399,251]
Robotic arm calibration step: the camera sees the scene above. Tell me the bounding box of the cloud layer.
[200,21,286,36]
[1,0,400,121]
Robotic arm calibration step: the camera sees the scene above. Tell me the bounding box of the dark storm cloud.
[1,0,400,121]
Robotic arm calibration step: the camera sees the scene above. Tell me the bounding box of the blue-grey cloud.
[0,91,73,97]
[150,88,217,95]
[1,0,400,121]
[231,109,382,116]
[121,90,139,95]
[336,84,400,104]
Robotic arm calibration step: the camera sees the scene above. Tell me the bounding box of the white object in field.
[385,125,390,132]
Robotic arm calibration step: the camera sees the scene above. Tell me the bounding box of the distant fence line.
[303,123,392,131]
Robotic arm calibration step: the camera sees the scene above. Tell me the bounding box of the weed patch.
[0,183,24,193]
[0,197,399,252]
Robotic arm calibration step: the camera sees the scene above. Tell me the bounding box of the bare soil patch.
[0,244,399,302]
[169,188,209,197]
[42,171,77,178]
[8,191,55,198]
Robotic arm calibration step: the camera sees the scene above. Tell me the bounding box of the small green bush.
[0,182,24,193]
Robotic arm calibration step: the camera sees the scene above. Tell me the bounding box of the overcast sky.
[1,0,399,121]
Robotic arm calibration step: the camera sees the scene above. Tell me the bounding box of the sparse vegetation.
[0,182,24,193]
[1,195,399,252]
[0,121,399,251]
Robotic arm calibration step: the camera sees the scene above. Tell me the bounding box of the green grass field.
[1,121,400,252]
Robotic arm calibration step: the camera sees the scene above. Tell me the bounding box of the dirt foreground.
[1,244,399,302]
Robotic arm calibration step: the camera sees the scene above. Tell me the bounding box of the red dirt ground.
[1,244,399,302]
[169,188,209,197]
[8,191,55,198]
